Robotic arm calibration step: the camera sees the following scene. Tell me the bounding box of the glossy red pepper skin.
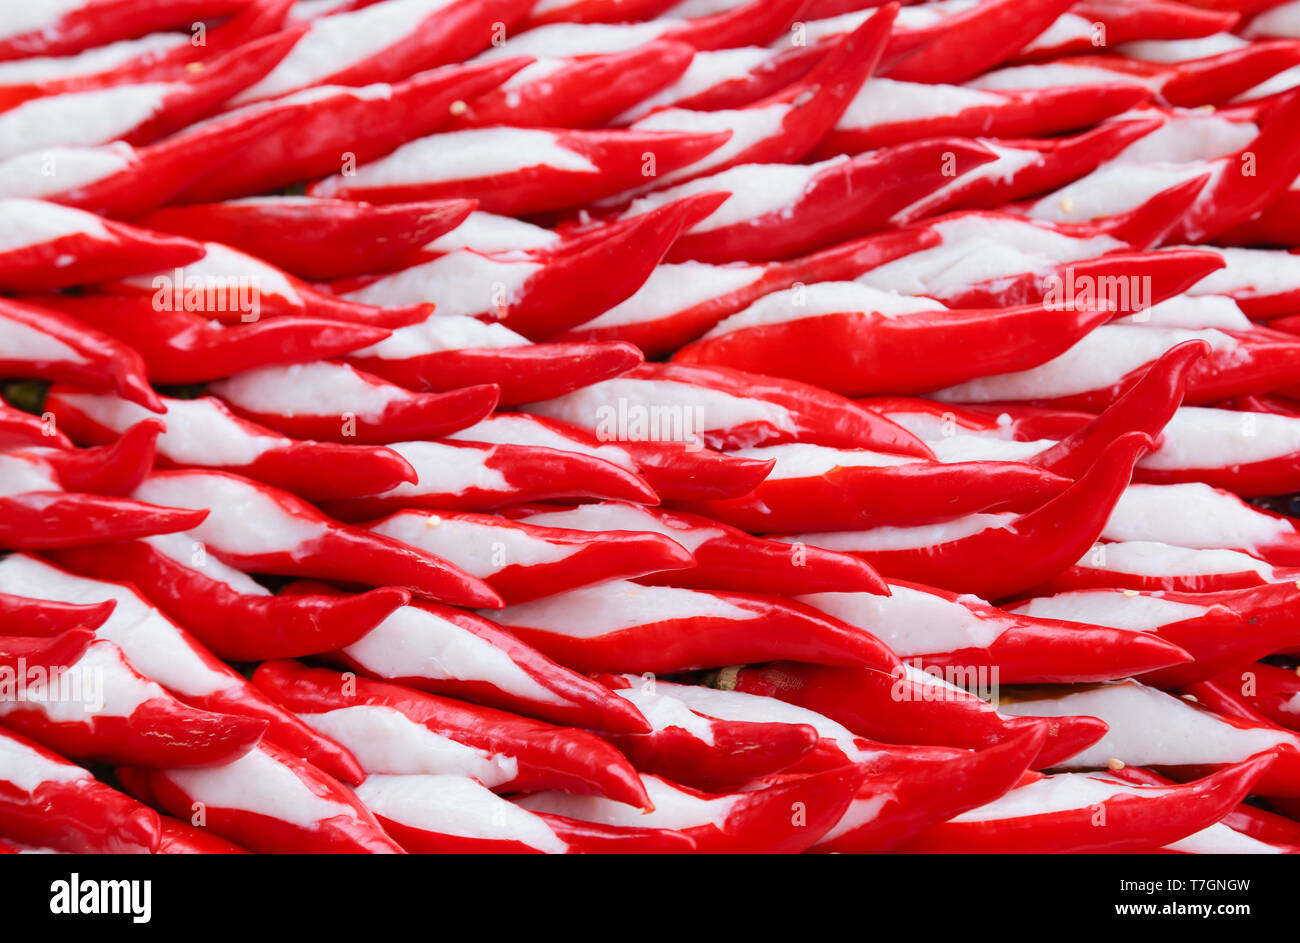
[449,41,696,130]
[793,433,1151,601]
[44,388,421,502]
[117,741,406,854]
[309,127,731,215]
[367,509,695,604]
[595,673,821,792]
[157,816,249,854]
[286,582,650,735]
[350,338,644,407]
[131,470,503,608]
[14,417,162,496]
[33,293,390,385]
[0,297,162,411]
[174,57,532,202]
[0,1,247,61]
[0,492,209,552]
[0,594,114,636]
[507,501,889,595]
[0,637,268,768]
[210,362,499,445]
[0,403,68,449]
[730,662,1107,770]
[1205,663,1300,735]
[48,539,412,662]
[521,0,680,26]
[137,198,476,280]
[896,756,1273,853]
[655,140,996,264]
[490,580,901,674]
[253,660,651,808]
[0,726,160,854]
[1010,0,1241,63]
[0,629,95,675]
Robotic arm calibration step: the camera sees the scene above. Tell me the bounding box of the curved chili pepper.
[518,765,868,853]
[784,433,1152,601]
[227,0,538,105]
[210,361,499,444]
[730,660,1107,770]
[615,7,895,193]
[46,387,420,502]
[13,417,161,496]
[367,509,694,604]
[487,578,901,674]
[0,491,209,551]
[0,198,204,289]
[444,411,778,501]
[802,581,1191,683]
[33,293,391,385]
[0,726,160,854]
[253,660,650,808]
[0,553,365,784]
[676,446,1071,532]
[0,1,246,61]
[0,629,95,675]
[673,283,1125,397]
[137,198,476,281]
[339,194,716,340]
[1203,663,1300,734]
[353,773,692,853]
[449,41,695,130]
[0,636,268,767]
[1215,187,1300,246]
[594,672,820,792]
[527,361,932,455]
[0,402,68,449]
[1013,582,1300,688]
[1184,246,1300,318]
[1012,0,1241,62]
[116,740,405,854]
[176,57,533,202]
[285,582,650,734]
[0,593,114,636]
[308,126,731,214]
[507,501,889,594]
[157,816,249,854]
[1002,679,1300,797]
[896,755,1273,853]
[48,535,411,662]
[131,470,503,608]
[1032,539,1299,595]
[522,0,681,26]
[612,140,992,264]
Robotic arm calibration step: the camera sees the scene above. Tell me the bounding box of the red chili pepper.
[308,126,731,215]
[336,193,718,340]
[522,0,681,26]
[9,416,161,496]
[157,816,249,854]
[802,579,1191,683]
[1202,663,1300,734]
[0,636,268,767]
[782,433,1152,601]
[253,660,651,808]
[1012,582,1300,688]
[136,198,477,280]
[48,536,412,662]
[0,554,365,784]
[732,660,1108,769]
[0,1,247,61]
[0,726,160,854]
[0,402,68,449]
[1183,246,1300,318]
[506,501,889,594]
[116,740,405,854]
[675,446,1071,533]
[351,773,693,853]
[610,139,995,264]
[895,755,1273,853]
[131,470,504,607]
[174,57,532,202]
[487,578,901,674]
[0,628,95,675]
[287,581,651,734]
[593,672,821,792]
[1002,679,1300,797]
[517,765,868,853]
[33,293,391,385]
[367,508,694,604]
[1011,0,1241,63]
[45,387,421,502]
[0,490,209,552]
[0,200,203,292]
[448,41,696,130]
[1033,540,1299,595]
[209,361,499,445]
[527,361,933,454]
[226,0,538,105]
[0,593,114,636]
